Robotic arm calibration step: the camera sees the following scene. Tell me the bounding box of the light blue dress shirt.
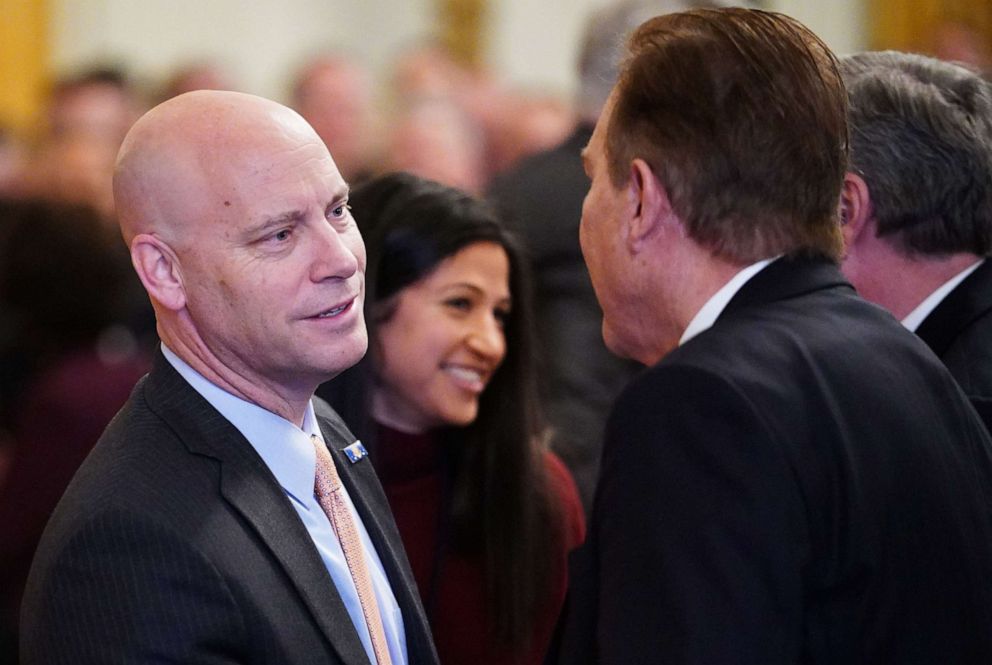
[162,345,407,665]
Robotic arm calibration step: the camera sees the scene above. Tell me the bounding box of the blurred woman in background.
[318,172,584,664]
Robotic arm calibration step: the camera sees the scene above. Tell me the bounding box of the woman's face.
[372,241,511,433]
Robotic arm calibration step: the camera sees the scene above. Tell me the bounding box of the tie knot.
[312,434,343,496]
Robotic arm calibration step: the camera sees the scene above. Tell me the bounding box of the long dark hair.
[318,172,559,653]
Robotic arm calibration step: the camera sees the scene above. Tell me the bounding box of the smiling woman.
[317,172,585,665]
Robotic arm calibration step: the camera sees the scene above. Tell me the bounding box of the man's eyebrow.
[248,209,305,237]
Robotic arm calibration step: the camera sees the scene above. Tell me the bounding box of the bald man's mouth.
[305,296,358,321]
[317,303,349,318]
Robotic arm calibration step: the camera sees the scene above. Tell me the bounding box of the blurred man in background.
[839,51,992,431]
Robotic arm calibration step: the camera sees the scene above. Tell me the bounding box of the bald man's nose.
[310,223,359,281]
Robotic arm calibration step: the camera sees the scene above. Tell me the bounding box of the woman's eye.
[445,297,472,311]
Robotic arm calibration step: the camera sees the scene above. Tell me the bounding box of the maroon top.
[376,426,585,665]
[0,348,149,638]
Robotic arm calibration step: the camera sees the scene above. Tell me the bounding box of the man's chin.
[602,323,631,361]
[315,333,369,380]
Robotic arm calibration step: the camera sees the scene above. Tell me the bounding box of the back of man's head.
[841,51,992,257]
[576,0,747,123]
[606,7,847,263]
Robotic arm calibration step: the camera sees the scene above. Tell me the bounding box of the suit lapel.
[317,407,437,665]
[915,260,992,358]
[143,351,370,665]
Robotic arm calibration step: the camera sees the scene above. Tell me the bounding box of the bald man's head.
[116,90,368,421]
[114,90,322,244]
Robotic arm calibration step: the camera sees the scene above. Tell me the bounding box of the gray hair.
[576,0,745,121]
[841,51,992,255]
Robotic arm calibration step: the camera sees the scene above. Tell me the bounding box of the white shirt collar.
[679,257,779,346]
[160,344,320,506]
[901,258,985,332]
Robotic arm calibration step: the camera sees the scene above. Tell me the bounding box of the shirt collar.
[160,344,320,505]
[679,256,779,347]
[902,258,985,332]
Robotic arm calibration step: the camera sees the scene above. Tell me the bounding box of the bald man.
[20,91,439,665]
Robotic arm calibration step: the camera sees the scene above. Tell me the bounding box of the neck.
[370,388,430,435]
[640,249,749,366]
[159,319,313,426]
[845,236,982,320]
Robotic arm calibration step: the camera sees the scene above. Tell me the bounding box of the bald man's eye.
[269,228,292,243]
[328,202,351,221]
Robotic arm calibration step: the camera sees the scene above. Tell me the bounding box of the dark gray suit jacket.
[555,255,992,664]
[20,350,439,665]
[916,259,992,432]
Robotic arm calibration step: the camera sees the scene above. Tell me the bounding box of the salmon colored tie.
[311,434,393,665]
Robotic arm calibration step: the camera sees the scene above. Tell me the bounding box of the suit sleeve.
[593,364,807,664]
[21,507,250,665]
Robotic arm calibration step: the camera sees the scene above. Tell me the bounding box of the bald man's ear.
[840,172,874,249]
[130,234,187,311]
[624,158,672,253]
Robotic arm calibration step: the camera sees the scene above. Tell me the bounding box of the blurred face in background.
[384,99,485,194]
[293,58,373,182]
[373,241,510,433]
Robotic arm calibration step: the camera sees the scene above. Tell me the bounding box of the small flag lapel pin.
[343,440,368,464]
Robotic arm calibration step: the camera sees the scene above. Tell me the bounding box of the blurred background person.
[931,19,991,76]
[388,40,572,187]
[318,173,584,665]
[486,91,573,175]
[391,41,474,103]
[0,127,27,198]
[19,132,120,220]
[382,98,486,193]
[291,54,376,184]
[45,66,140,145]
[489,0,739,513]
[839,51,992,430]
[158,60,237,100]
[0,198,150,663]
[18,66,144,222]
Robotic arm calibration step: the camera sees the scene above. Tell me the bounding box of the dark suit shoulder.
[917,261,992,411]
[938,308,992,393]
[21,503,247,664]
[937,308,992,432]
[55,377,229,525]
[20,380,259,662]
[594,362,808,662]
[23,373,359,664]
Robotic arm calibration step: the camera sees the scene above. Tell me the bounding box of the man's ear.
[625,158,672,252]
[130,233,187,311]
[840,172,874,249]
